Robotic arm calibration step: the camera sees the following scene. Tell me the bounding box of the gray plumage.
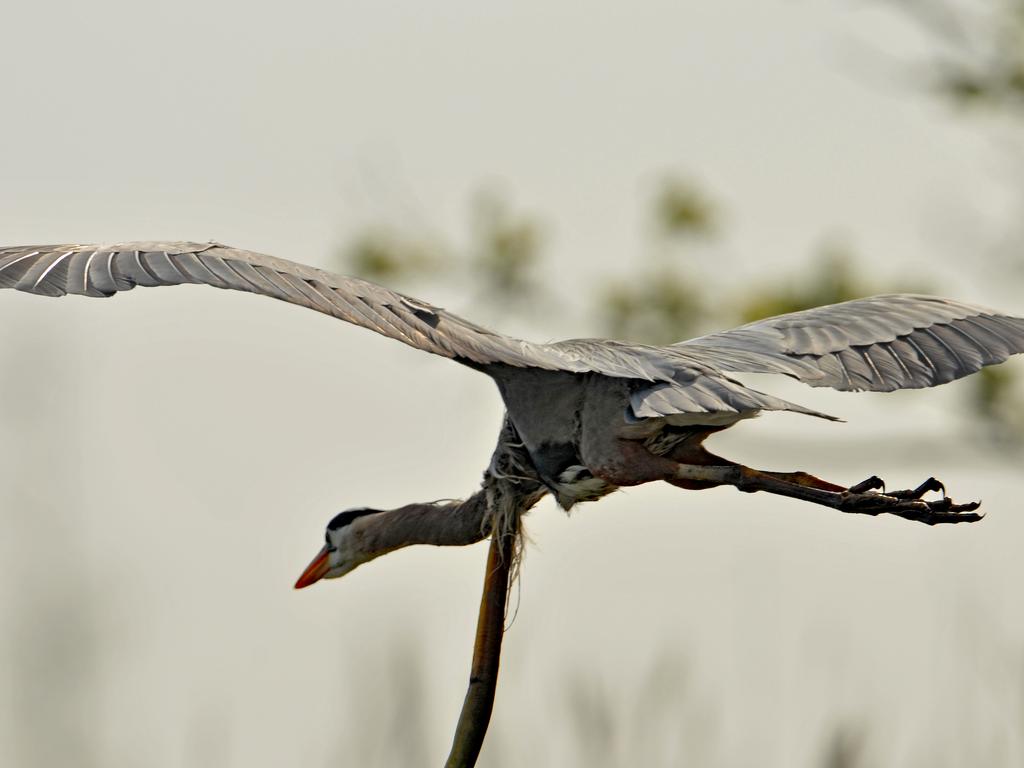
[6,240,1015,528]
[3,242,1023,420]
[676,293,1024,392]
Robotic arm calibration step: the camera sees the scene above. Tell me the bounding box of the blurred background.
[2,1,1024,765]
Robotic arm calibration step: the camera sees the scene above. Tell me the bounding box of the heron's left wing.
[673,294,1024,392]
[0,241,587,373]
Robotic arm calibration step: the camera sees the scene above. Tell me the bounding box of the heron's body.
[489,365,751,508]
[3,240,1024,580]
[489,367,625,508]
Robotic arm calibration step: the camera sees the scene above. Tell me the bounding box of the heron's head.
[294,507,382,589]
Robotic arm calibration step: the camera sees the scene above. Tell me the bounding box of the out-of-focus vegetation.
[345,229,447,284]
[340,187,546,312]
[599,178,714,346]
[891,0,1024,112]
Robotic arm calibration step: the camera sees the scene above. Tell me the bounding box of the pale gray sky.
[2,2,1022,767]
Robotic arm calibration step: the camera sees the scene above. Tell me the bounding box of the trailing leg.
[671,463,982,526]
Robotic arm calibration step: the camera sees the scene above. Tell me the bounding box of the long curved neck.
[350,492,493,560]
[348,414,548,565]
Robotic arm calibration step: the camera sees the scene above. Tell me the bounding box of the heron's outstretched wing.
[0,241,592,372]
[674,294,1024,392]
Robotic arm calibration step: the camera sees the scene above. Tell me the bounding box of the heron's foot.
[839,477,982,525]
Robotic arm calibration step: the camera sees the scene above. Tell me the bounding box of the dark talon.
[849,476,885,494]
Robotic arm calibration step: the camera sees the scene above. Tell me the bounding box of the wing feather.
[676,294,1024,392]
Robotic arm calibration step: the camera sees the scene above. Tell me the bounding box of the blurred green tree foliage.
[600,178,713,345]
[344,229,447,283]
[339,186,545,311]
[470,187,545,305]
[892,0,1024,111]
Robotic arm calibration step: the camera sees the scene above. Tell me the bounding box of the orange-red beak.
[294,546,331,590]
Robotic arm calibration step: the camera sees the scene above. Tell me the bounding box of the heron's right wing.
[674,294,1024,392]
[0,241,583,372]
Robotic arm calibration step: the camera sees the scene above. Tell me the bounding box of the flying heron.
[2,241,1022,589]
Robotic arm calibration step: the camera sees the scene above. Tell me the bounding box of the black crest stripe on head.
[327,508,381,530]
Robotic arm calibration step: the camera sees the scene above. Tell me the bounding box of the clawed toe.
[838,477,983,525]
[917,498,983,524]
[932,498,980,515]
